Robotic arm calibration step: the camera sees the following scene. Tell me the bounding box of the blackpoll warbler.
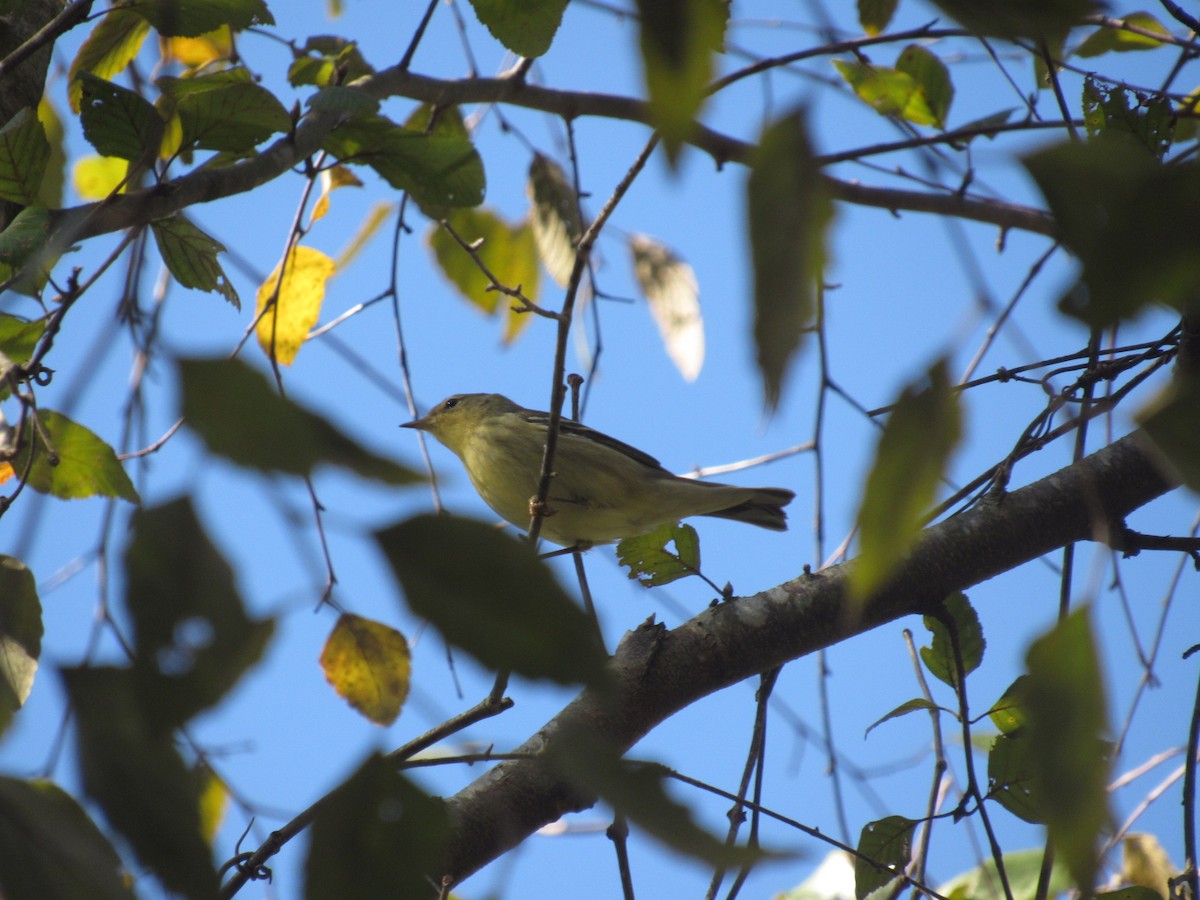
[402,393,795,547]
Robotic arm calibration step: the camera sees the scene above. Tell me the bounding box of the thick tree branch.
[440,432,1177,886]
[48,65,1057,250]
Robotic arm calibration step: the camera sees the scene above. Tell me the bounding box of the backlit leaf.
[919,592,985,688]
[527,153,581,287]
[748,109,831,411]
[851,359,961,601]
[467,0,569,58]
[429,207,539,343]
[1076,12,1169,57]
[151,215,240,308]
[630,234,704,381]
[858,0,899,34]
[67,9,150,113]
[864,698,942,739]
[256,245,335,364]
[855,816,915,900]
[896,45,954,129]
[320,613,411,726]
[8,409,139,503]
[72,155,128,200]
[0,313,45,364]
[616,522,701,587]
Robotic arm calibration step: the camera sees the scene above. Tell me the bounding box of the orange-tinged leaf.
[0,463,14,485]
[309,164,363,225]
[320,613,411,726]
[255,246,335,365]
[164,27,233,69]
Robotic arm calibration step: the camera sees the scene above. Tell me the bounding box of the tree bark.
[441,432,1177,885]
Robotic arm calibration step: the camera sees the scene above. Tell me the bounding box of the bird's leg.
[528,495,557,519]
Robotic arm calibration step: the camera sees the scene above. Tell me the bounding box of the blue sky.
[1,1,1196,898]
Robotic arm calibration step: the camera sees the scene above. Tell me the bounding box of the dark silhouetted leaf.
[864,698,944,739]
[306,753,448,900]
[0,108,49,205]
[0,556,41,738]
[0,777,133,900]
[376,514,607,686]
[159,67,290,154]
[858,0,899,35]
[62,667,219,899]
[151,215,240,308]
[131,0,274,38]
[78,73,164,162]
[179,356,422,484]
[123,497,274,730]
[988,731,1045,824]
[748,109,832,411]
[67,9,150,113]
[925,0,1091,42]
[1024,606,1112,893]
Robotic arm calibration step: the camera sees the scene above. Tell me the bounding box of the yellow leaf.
[164,26,232,69]
[320,613,411,726]
[72,155,128,200]
[309,164,364,226]
[0,463,13,485]
[255,246,335,365]
[195,765,228,845]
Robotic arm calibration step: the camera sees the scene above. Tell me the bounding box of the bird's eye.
[444,398,459,410]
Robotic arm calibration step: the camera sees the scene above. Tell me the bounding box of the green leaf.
[635,0,728,161]
[67,8,151,113]
[924,0,1091,42]
[832,59,936,127]
[1075,12,1169,57]
[1137,373,1200,493]
[858,0,899,35]
[375,514,608,686]
[988,731,1046,824]
[1098,889,1168,900]
[62,667,219,899]
[1082,78,1173,159]
[323,115,485,212]
[305,85,379,118]
[159,68,291,154]
[938,848,1071,900]
[864,698,944,739]
[467,0,569,58]
[616,522,702,587]
[428,206,540,343]
[0,108,50,205]
[131,0,274,38]
[630,234,704,381]
[0,205,51,269]
[896,45,954,129]
[288,36,374,88]
[527,152,582,287]
[548,731,776,866]
[305,754,448,900]
[77,73,164,162]
[8,409,139,503]
[851,360,961,601]
[123,497,275,731]
[151,215,240,308]
[0,777,134,900]
[919,592,985,688]
[855,816,915,900]
[0,313,46,365]
[987,675,1030,734]
[747,108,832,411]
[36,99,66,209]
[1024,139,1200,327]
[1024,606,1112,894]
[0,556,41,738]
[178,356,422,484]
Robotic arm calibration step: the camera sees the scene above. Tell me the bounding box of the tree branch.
[439,432,1176,886]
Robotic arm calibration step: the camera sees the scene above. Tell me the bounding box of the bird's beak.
[400,415,430,431]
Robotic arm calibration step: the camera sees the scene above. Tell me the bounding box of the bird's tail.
[702,487,795,531]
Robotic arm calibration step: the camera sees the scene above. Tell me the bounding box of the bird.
[401,392,795,547]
